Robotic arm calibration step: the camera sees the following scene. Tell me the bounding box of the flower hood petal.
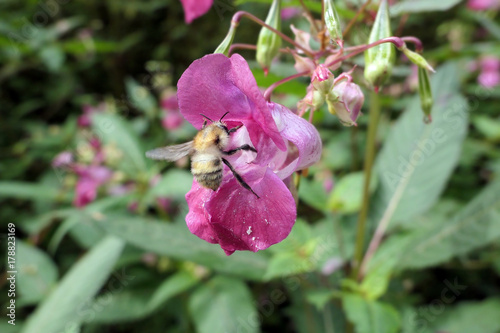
[268,103,322,179]
[177,53,286,151]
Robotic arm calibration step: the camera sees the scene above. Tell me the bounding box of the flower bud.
[326,80,364,126]
[364,0,395,89]
[400,45,435,73]
[311,64,334,94]
[256,0,282,74]
[418,67,433,123]
[323,0,343,46]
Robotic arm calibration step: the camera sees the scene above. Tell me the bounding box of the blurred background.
[1,0,500,332]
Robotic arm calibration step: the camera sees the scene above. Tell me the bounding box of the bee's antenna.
[200,113,213,122]
[219,111,230,121]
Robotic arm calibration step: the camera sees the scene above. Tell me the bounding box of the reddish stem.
[231,11,316,58]
[343,0,373,38]
[401,36,424,52]
[263,36,422,100]
[263,71,309,101]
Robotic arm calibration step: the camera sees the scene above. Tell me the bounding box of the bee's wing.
[145,141,194,161]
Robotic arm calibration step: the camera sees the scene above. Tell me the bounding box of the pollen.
[246,226,252,235]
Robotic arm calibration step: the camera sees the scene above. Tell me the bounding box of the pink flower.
[77,104,103,128]
[177,53,322,255]
[478,56,500,88]
[467,0,500,10]
[52,151,73,168]
[179,0,213,24]
[281,8,301,20]
[161,94,184,130]
[73,165,112,207]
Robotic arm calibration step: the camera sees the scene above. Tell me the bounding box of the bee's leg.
[228,125,242,134]
[222,158,260,198]
[223,144,257,155]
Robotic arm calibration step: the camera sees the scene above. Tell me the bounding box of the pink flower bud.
[52,151,73,168]
[311,65,334,94]
[326,79,364,126]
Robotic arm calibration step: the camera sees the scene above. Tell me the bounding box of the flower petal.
[195,168,296,255]
[179,0,213,23]
[268,103,322,179]
[177,53,286,151]
[185,180,218,244]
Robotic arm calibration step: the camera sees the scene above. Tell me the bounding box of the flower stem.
[358,170,411,278]
[342,0,372,38]
[351,90,381,280]
[401,36,424,52]
[263,71,308,101]
[263,36,421,100]
[299,0,320,33]
[228,43,291,56]
[232,11,316,58]
[325,37,406,69]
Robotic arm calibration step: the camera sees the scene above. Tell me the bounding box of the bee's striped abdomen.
[191,157,223,190]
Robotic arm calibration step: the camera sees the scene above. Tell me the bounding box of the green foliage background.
[1,0,500,332]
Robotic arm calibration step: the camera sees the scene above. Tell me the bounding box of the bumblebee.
[146,112,259,198]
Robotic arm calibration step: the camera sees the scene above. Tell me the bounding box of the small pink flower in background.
[161,93,184,130]
[179,0,213,23]
[177,53,322,255]
[281,7,301,20]
[73,165,113,207]
[77,104,103,128]
[467,0,500,10]
[52,151,73,168]
[478,56,500,88]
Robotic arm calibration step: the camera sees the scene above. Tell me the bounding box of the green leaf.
[125,78,157,118]
[305,289,339,311]
[91,214,268,280]
[343,293,401,333]
[17,241,58,305]
[398,180,500,270]
[359,263,392,301]
[390,0,461,16]
[22,236,125,333]
[428,298,500,333]
[89,271,198,324]
[298,177,329,211]
[189,276,258,333]
[39,45,65,72]
[91,112,147,174]
[369,181,500,273]
[0,181,70,202]
[328,172,377,214]
[473,115,500,141]
[373,62,468,227]
[144,169,193,201]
